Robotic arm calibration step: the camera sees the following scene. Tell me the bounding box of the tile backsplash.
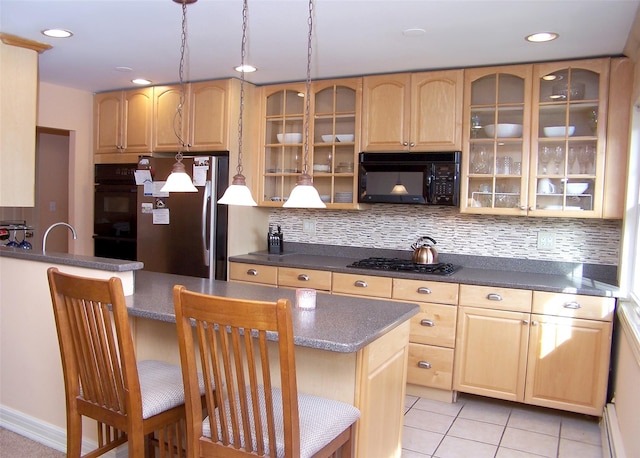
[269,206,622,266]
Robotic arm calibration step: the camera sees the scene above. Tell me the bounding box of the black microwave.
[357,152,461,205]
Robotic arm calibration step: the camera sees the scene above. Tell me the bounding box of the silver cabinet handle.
[420,319,435,327]
[409,142,416,148]
[418,361,432,369]
[246,269,258,276]
[523,319,529,325]
[354,280,368,288]
[563,301,582,309]
[402,141,409,147]
[417,287,432,295]
[532,320,539,326]
[297,274,310,281]
[487,293,503,301]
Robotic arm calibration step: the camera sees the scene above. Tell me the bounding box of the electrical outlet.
[537,232,556,250]
[303,219,316,234]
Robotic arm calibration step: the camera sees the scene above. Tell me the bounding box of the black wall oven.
[94,164,137,260]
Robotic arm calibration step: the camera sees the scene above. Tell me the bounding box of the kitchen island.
[0,248,418,457]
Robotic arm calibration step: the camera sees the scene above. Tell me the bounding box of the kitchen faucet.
[42,222,77,253]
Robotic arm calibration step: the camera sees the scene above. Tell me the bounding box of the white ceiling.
[1,0,639,94]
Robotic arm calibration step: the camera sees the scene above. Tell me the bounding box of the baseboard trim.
[603,403,627,458]
[0,404,118,457]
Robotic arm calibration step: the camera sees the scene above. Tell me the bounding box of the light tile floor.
[402,393,603,458]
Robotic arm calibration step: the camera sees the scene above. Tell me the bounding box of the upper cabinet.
[362,70,463,152]
[461,57,631,219]
[94,88,153,162]
[0,34,50,207]
[153,79,230,152]
[259,78,361,207]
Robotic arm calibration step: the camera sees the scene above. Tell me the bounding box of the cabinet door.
[124,88,153,152]
[153,84,188,152]
[530,59,609,217]
[454,306,530,402]
[188,80,229,151]
[361,73,411,151]
[461,65,532,215]
[525,314,612,415]
[407,343,454,390]
[94,91,124,153]
[411,70,463,151]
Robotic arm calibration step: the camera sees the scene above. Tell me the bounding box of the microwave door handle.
[427,166,435,204]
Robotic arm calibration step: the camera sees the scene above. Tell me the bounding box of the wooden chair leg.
[66,411,82,458]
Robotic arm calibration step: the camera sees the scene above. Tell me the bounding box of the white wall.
[37,82,94,255]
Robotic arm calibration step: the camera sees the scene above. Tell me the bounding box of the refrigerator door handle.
[202,181,211,266]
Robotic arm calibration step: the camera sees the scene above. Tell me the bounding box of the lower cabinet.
[228,262,278,286]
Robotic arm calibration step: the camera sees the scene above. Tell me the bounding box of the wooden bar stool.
[173,285,361,458]
[47,267,200,458]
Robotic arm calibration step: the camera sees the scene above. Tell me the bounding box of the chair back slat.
[173,286,300,457]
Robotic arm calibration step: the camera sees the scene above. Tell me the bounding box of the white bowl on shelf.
[565,182,588,195]
[321,134,334,143]
[543,126,576,137]
[312,164,330,173]
[336,134,355,142]
[277,133,302,144]
[483,124,523,138]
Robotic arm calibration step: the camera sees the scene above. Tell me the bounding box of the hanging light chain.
[174,0,190,161]
[236,0,249,176]
[302,0,314,176]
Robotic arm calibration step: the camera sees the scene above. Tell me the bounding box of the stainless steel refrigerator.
[136,154,228,280]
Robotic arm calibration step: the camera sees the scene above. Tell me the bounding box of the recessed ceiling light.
[403,28,426,37]
[41,28,73,38]
[525,32,559,43]
[234,64,257,73]
[131,78,152,85]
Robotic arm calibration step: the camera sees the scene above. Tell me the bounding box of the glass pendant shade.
[160,161,198,192]
[283,173,326,208]
[218,173,257,206]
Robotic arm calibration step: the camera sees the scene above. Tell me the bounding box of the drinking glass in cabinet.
[577,146,595,174]
[552,146,564,174]
[539,147,552,174]
[471,147,492,174]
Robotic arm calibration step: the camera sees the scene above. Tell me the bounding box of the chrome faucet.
[42,222,78,253]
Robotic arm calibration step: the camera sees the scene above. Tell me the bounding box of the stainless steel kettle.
[411,236,438,265]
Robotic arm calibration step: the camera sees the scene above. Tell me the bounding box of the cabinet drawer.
[459,284,532,312]
[407,343,454,390]
[532,291,615,322]
[393,278,458,305]
[228,262,278,286]
[409,302,457,348]
[278,267,331,291]
[332,273,392,298]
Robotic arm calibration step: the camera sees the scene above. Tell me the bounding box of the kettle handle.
[417,236,437,246]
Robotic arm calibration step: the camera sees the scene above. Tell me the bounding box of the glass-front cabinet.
[259,78,361,207]
[461,65,532,215]
[529,59,608,217]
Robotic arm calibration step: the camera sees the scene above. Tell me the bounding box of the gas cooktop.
[347,257,460,276]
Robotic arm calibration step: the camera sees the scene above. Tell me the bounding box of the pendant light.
[283,0,326,208]
[218,0,257,206]
[161,0,198,193]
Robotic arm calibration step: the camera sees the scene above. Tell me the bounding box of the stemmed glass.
[568,147,577,174]
[578,146,594,174]
[18,229,32,249]
[539,147,552,174]
[5,228,19,248]
[552,146,564,174]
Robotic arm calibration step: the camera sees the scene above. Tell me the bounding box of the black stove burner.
[347,257,460,276]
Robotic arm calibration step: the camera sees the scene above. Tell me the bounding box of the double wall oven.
[94,164,138,260]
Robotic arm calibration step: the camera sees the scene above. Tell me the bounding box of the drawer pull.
[487,293,503,301]
[417,287,432,295]
[532,320,539,326]
[523,319,529,325]
[246,269,258,276]
[354,280,368,288]
[563,301,582,309]
[420,319,435,327]
[297,274,310,281]
[418,361,432,369]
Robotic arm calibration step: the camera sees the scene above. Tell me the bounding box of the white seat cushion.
[138,360,204,419]
[203,386,360,457]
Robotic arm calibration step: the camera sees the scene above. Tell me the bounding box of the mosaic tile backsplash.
[269,206,622,266]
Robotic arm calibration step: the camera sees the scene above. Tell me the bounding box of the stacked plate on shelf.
[334,192,353,203]
[335,162,354,173]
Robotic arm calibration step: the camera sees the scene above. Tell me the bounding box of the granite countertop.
[0,247,143,272]
[229,243,620,298]
[126,270,419,353]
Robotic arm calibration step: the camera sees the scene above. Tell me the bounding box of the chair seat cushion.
[138,360,203,419]
[202,386,360,458]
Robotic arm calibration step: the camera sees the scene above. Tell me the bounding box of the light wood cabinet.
[94,88,153,163]
[0,34,50,206]
[362,70,463,152]
[332,272,393,298]
[228,262,278,286]
[455,284,614,415]
[278,266,332,291]
[153,80,231,152]
[461,57,631,219]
